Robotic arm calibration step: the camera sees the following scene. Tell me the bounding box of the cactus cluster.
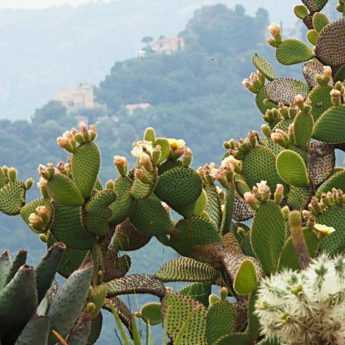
[2,0,345,344]
[0,244,95,345]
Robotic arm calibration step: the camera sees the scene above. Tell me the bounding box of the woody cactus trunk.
[2,0,345,344]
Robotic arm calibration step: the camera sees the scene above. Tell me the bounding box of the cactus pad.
[302,0,328,12]
[180,283,211,306]
[47,174,84,207]
[104,274,166,298]
[317,169,345,194]
[233,195,254,221]
[206,300,236,345]
[155,166,202,212]
[112,219,151,251]
[287,186,312,209]
[155,257,219,283]
[309,141,335,186]
[303,59,324,88]
[252,53,276,80]
[129,196,173,236]
[109,177,133,225]
[51,203,96,250]
[20,198,53,233]
[276,150,310,187]
[316,19,345,67]
[318,205,345,254]
[170,215,222,259]
[0,182,26,216]
[162,293,207,345]
[204,184,222,228]
[71,142,101,198]
[251,201,286,274]
[276,39,314,65]
[265,78,308,105]
[242,146,283,190]
[313,105,345,144]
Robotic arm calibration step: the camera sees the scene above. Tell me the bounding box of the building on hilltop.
[150,36,185,55]
[54,83,95,110]
[125,103,152,114]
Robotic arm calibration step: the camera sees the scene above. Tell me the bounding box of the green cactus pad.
[294,5,309,20]
[309,83,332,121]
[312,12,329,33]
[317,169,345,194]
[265,78,308,105]
[20,198,53,233]
[302,0,328,12]
[276,39,314,65]
[188,188,208,217]
[313,105,345,144]
[309,30,320,46]
[109,177,133,225]
[216,333,251,345]
[273,118,293,132]
[251,201,286,274]
[252,53,276,80]
[71,142,101,199]
[154,137,170,163]
[303,59,324,88]
[242,146,283,191]
[316,19,345,67]
[293,110,314,149]
[47,174,84,207]
[287,186,312,209]
[155,166,202,212]
[85,189,116,213]
[204,184,222,228]
[48,262,93,342]
[155,257,219,283]
[180,283,211,306]
[255,87,276,114]
[84,207,111,237]
[129,177,153,200]
[0,182,26,216]
[162,293,207,345]
[112,219,151,251]
[206,300,236,345]
[276,150,310,187]
[170,215,222,258]
[318,205,345,255]
[104,274,166,298]
[233,259,258,296]
[140,302,162,325]
[51,203,96,250]
[129,196,173,236]
[278,228,319,270]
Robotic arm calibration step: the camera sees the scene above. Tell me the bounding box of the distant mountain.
[0,0,305,120]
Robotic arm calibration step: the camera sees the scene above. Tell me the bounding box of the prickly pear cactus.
[2,1,345,344]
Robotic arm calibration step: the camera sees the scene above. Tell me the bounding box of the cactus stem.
[288,211,311,269]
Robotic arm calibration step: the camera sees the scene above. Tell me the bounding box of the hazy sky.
[0,0,108,8]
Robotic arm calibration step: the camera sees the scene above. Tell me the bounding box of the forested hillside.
[0,0,301,119]
[0,4,294,343]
